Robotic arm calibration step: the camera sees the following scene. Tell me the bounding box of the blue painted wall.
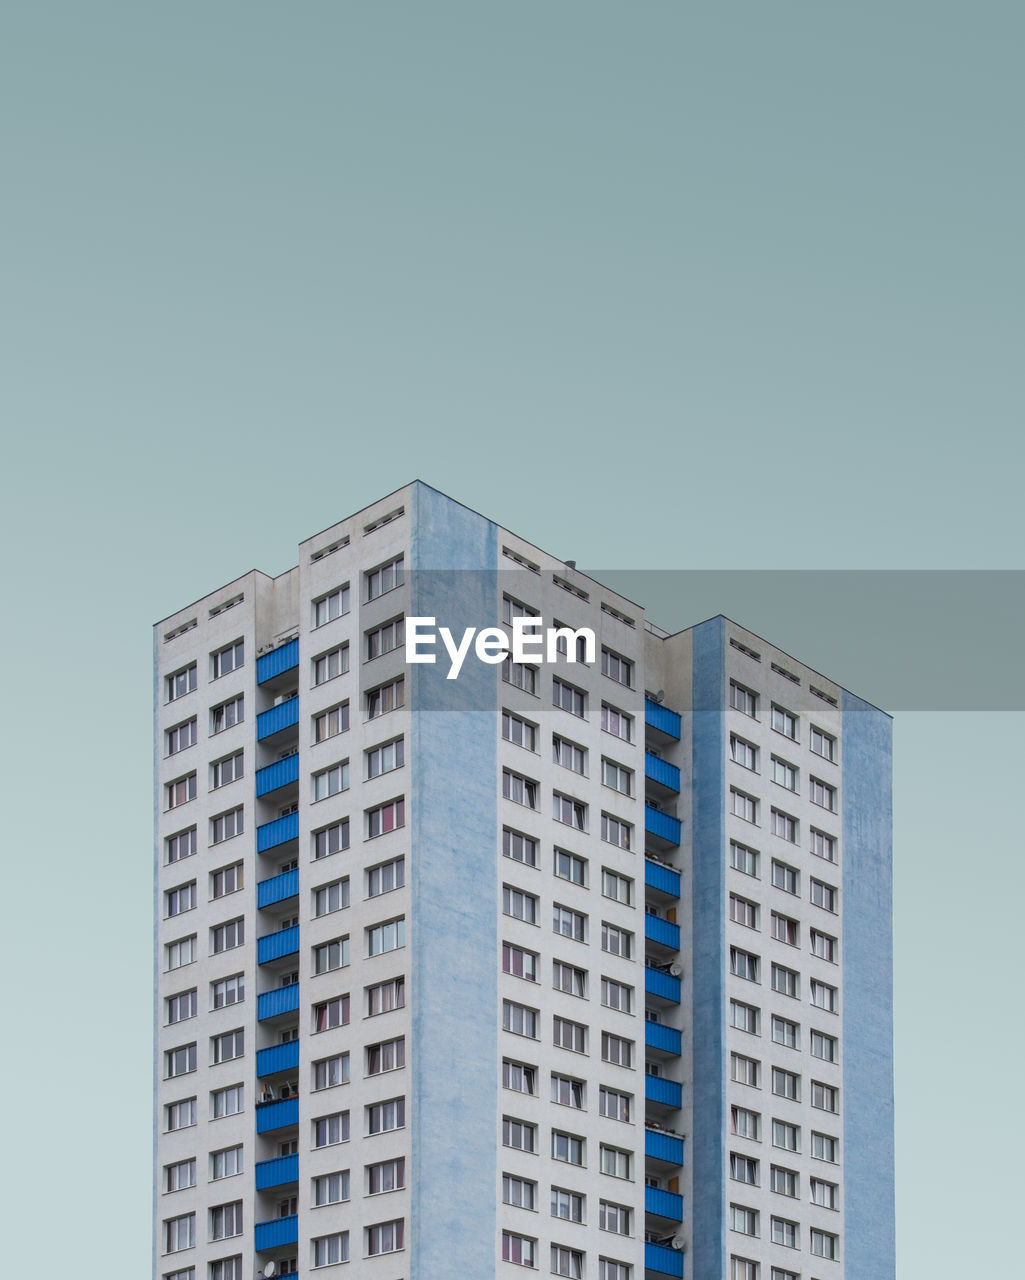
[842,692,895,1277]
[690,616,727,1280]
[409,482,499,1279]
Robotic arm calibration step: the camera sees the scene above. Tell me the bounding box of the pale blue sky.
[1,4,1021,1275]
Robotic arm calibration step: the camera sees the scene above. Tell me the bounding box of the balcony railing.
[645,966,681,1004]
[645,751,681,792]
[255,1153,299,1190]
[256,753,299,797]
[257,638,299,685]
[645,1021,682,1056]
[255,1096,298,1133]
[645,858,681,899]
[256,1039,300,1078]
[254,1213,298,1251]
[645,698,681,740]
[645,1074,683,1110]
[258,924,300,965]
[645,1185,684,1223]
[257,867,299,909]
[645,805,681,847]
[645,1240,684,1278]
[258,984,300,1021]
[645,1128,684,1166]
[257,696,299,740]
[257,811,299,853]
[644,913,680,952]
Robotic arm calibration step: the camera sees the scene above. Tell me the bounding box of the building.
[153,481,894,1280]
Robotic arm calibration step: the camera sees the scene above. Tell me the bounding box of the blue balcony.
[645,913,680,953]
[255,1214,298,1251]
[258,924,300,965]
[645,1128,684,1166]
[646,805,681,848]
[258,984,300,1022]
[645,698,681,741]
[257,867,299,909]
[257,1039,300,1079]
[645,752,680,793]
[646,1185,684,1223]
[255,1153,299,1190]
[645,965,681,1004]
[257,695,299,740]
[646,1074,682,1110]
[257,811,299,853]
[256,753,299,797]
[256,1095,299,1133]
[645,1021,682,1056]
[645,1240,684,1278]
[257,638,299,685]
[645,858,681,900]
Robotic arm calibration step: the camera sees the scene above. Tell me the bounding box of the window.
[367,798,404,836]
[600,1086,631,1122]
[366,857,404,898]
[731,1053,760,1088]
[551,1245,584,1278]
[313,644,349,687]
[366,1219,404,1256]
[811,980,838,1013]
[313,760,348,801]
[163,1213,195,1254]
[730,841,759,877]
[554,793,586,829]
[166,773,197,809]
[503,657,538,695]
[211,808,243,844]
[770,1165,798,1198]
[504,828,538,867]
[731,1105,760,1140]
[552,1130,585,1165]
[731,789,757,823]
[601,923,632,958]
[553,904,586,942]
[368,1157,405,1194]
[551,1073,585,1108]
[211,694,244,734]
[503,942,538,982]
[810,1177,838,1209]
[730,680,758,718]
[601,868,633,904]
[366,676,404,719]
[599,1202,631,1235]
[503,1000,539,1039]
[772,1120,800,1153]
[166,989,197,1024]
[312,1112,350,1147]
[771,757,798,792]
[211,753,243,789]
[810,777,837,811]
[811,1132,839,1163]
[313,818,350,861]
[313,995,350,1033]
[730,1261,758,1280]
[771,913,798,946]
[600,1145,631,1179]
[553,677,586,717]
[314,702,349,743]
[600,813,631,849]
[367,1037,405,1076]
[503,1117,537,1152]
[313,937,349,974]
[730,1154,759,1185]
[166,936,197,971]
[730,1000,760,1035]
[771,964,799,999]
[503,710,537,751]
[810,1030,837,1062]
[810,725,836,761]
[730,1204,758,1236]
[554,848,587,887]
[771,1016,799,1049]
[771,809,797,842]
[366,618,404,661]
[503,770,538,809]
[772,1068,800,1101]
[601,1031,633,1068]
[771,860,798,894]
[601,977,632,1013]
[165,1044,197,1078]
[730,894,758,929]
[598,1261,631,1280]
[811,1229,838,1260]
[502,1231,536,1267]
[810,828,837,862]
[555,1017,587,1054]
[163,1267,196,1280]
[811,929,837,962]
[503,1173,537,1209]
[211,921,243,952]
[730,947,759,983]
[770,705,797,739]
[771,1217,798,1249]
[212,640,244,679]
[730,735,758,770]
[313,878,350,916]
[810,878,838,912]
[210,1029,244,1064]
[367,977,404,1015]
[503,1060,537,1095]
[165,1158,196,1193]
[553,735,587,773]
[211,974,244,1009]
[811,1080,839,1113]
[601,760,633,799]
[211,863,243,899]
[771,1270,799,1280]
[165,882,196,918]
[601,648,633,686]
[601,703,633,741]
[312,1233,349,1268]
[365,556,404,601]
[167,664,197,702]
[312,1171,350,1206]
[166,719,197,755]
[166,828,197,864]
[553,960,587,998]
[165,1098,196,1131]
[502,594,539,624]
[313,585,350,627]
[312,1054,350,1090]
[211,1085,244,1119]
[367,738,404,778]
[503,885,538,924]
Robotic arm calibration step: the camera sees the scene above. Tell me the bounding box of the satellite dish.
[264,1263,278,1278]
[669,962,682,977]
[655,689,665,703]
[671,1236,685,1251]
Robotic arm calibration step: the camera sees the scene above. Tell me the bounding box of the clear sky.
[1,4,1021,1275]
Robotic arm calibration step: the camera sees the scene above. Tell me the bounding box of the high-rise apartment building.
[153,482,894,1280]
